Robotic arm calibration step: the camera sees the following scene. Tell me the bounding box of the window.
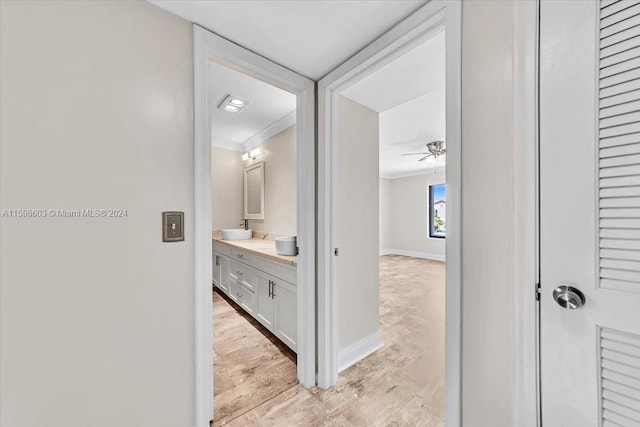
[429,183,446,238]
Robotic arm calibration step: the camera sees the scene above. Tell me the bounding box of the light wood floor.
[213,254,445,426]
[212,289,298,426]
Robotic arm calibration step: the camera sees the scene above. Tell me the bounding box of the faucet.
[239,219,248,230]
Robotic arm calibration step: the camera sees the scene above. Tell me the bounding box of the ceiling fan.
[401,140,446,162]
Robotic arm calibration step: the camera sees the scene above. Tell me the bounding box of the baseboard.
[379,248,445,262]
[338,330,383,373]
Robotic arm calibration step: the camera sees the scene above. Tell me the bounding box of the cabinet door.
[273,279,297,352]
[218,255,229,295]
[213,253,230,295]
[255,272,274,331]
[212,253,221,287]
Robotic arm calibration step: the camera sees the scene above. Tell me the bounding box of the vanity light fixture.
[242,147,261,161]
[218,94,249,113]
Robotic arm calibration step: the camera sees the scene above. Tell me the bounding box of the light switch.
[162,211,184,242]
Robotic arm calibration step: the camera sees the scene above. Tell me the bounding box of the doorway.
[193,26,315,425]
[208,61,300,424]
[317,0,462,424]
[327,28,448,422]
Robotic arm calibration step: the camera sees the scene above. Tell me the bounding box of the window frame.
[429,183,446,239]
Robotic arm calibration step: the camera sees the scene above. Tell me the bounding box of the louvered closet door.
[540,1,640,426]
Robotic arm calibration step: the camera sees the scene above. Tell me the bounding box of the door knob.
[553,285,586,309]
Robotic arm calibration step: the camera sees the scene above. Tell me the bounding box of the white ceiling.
[341,33,446,179]
[210,62,296,151]
[150,0,443,176]
[341,31,445,113]
[148,0,427,80]
[378,88,445,178]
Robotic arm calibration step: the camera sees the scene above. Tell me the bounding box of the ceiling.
[210,63,296,151]
[341,31,445,113]
[150,0,443,177]
[378,89,445,178]
[341,33,446,179]
[148,0,427,80]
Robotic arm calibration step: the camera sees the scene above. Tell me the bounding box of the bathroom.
[209,62,300,425]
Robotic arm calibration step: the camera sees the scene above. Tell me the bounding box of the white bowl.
[275,236,297,256]
[221,229,252,240]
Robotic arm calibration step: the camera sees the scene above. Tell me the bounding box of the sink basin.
[221,229,252,241]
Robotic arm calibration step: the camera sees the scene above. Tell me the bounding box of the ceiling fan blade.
[401,152,429,156]
[418,155,430,162]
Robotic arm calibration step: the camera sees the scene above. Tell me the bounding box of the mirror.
[244,161,264,219]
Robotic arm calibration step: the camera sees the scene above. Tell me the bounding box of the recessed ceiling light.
[218,94,249,113]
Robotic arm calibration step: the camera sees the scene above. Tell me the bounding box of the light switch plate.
[162,211,184,242]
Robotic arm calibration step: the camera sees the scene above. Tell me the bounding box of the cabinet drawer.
[252,256,296,285]
[230,247,254,264]
[213,241,231,257]
[229,279,256,315]
[229,260,255,291]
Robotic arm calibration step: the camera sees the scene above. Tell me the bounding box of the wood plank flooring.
[212,289,298,426]
[213,255,445,426]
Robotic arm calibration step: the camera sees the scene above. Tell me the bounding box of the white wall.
[382,171,446,259]
[212,147,243,231]
[335,96,380,351]
[246,126,296,236]
[461,1,515,425]
[379,177,392,251]
[0,2,194,426]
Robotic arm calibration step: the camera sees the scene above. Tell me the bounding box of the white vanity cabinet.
[272,277,297,351]
[228,277,256,315]
[212,240,297,352]
[254,270,297,352]
[255,272,275,330]
[212,248,230,294]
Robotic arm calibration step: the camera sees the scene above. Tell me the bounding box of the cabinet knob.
[237,254,243,258]
[237,270,243,275]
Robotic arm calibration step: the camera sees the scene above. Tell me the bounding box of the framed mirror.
[244,161,264,220]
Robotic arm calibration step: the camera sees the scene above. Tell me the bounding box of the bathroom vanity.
[212,237,297,352]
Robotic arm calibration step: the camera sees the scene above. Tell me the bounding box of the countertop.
[212,236,297,266]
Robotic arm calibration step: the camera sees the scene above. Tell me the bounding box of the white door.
[540,1,640,425]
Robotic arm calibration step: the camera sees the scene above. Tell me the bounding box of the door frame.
[317,0,463,423]
[513,1,540,425]
[193,25,316,426]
